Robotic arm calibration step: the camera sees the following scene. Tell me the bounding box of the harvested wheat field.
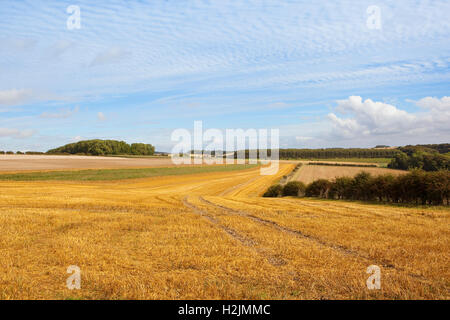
[293,164,406,184]
[0,162,448,299]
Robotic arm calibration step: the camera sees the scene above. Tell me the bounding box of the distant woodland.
[46,139,155,156]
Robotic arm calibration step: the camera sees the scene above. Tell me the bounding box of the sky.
[0,0,449,152]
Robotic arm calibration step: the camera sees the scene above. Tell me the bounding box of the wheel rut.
[199,196,432,283]
[182,196,286,267]
[218,176,260,196]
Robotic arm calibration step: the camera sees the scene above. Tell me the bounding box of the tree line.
[197,144,449,160]
[47,139,155,156]
[388,151,450,171]
[278,148,398,159]
[229,148,398,159]
[308,162,377,167]
[0,151,45,154]
[264,170,449,206]
[399,143,450,155]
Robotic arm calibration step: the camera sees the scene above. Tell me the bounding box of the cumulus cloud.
[415,96,450,131]
[416,96,450,111]
[0,128,36,139]
[40,106,79,119]
[0,89,33,106]
[327,96,450,142]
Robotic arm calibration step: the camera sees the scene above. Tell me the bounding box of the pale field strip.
[0,155,385,173]
[0,159,448,299]
[0,155,177,172]
[292,164,406,184]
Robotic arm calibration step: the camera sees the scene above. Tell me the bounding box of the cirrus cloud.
[40,106,79,119]
[90,47,129,67]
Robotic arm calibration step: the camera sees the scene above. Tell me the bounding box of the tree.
[330,177,353,199]
[388,152,410,170]
[263,184,283,197]
[351,172,373,200]
[282,181,306,197]
[47,139,155,156]
[388,150,449,171]
[305,179,331,198]
[369,174,395,202]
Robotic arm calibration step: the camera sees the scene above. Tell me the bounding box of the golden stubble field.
[0,162,448,299]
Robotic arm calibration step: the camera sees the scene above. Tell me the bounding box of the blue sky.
[0,0,449,152]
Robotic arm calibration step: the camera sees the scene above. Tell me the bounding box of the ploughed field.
[0,154,176,172]
[0,161,448,299]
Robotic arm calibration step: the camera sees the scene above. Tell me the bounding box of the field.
[0,155,175,172]
[292,164,406,184]
[0,161,448,299]
[0,164,257,181]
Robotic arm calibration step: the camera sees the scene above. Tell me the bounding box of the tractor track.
[199,196,432,283]
[182,196,287,266]
[218,176,260,196]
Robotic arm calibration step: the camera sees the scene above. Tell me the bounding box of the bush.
[6,151,14,154]
[303,170,449,205]
[263,184,283,197]
[369,174,395,202]
[329,176,353,199]
[282,181,306,197]
[305,179,331,198]
[0,151,5,154]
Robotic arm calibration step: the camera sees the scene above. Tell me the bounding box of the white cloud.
[0,128,36,139]
[97,112,106,121]
[416,96,450,111]
[40,106,79,119]
[414,96,450,132]
[327,96,450,142]
[0,89,32,106]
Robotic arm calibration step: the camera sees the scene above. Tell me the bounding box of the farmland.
[0,154,175,172]
[0,160,448,300]
[0,164,256,181]
[292,164,406,184]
